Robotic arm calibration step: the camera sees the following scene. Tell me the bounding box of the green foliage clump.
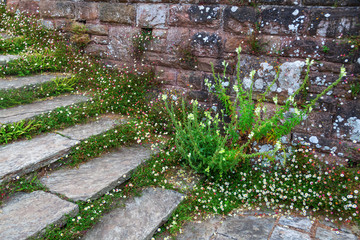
[165,46,346,179]
[132,29,153,60]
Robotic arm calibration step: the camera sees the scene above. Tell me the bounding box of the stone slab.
[270,226,311,240]
[0,94,89,124]
[41,145,153,201]
[177,217,220,240]
[279,216,312,232]
[316,227,357,240]
[217,216,276,240]
[0,73,70,90]
[84,188,184,240]
[0,191,78,240]
[0,133,79,182]
[57,117,121,141]
[0,55,20,66]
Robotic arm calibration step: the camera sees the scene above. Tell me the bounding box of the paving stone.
[316,227,357,240]
[0,133,78,182]
[0,191,78,240]
[279,216,312,232]
[0,55,20,66]
[41,145,153,201]
[0,94,89,124]
[177,217,220,240]
[0,73,70,90]
[270,226,311,240]
[84,188,184,240]
[217,215,276,240]
[57,116,121,141]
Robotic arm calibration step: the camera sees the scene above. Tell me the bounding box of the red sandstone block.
[75,2,99,21]
[155,66,177,85]
[137,4,168,29]
[39,1,75,18]
[168,4,221,29]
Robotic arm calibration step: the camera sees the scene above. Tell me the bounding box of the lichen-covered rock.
[99,3,135,25]
[39,1,75,18]
[137,4,168,29]
[223,6,258,34]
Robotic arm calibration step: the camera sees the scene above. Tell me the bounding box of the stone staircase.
[0,68,184,239]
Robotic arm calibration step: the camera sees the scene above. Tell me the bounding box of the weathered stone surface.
[84,188,184,240]
[224,6,258,34]
[169,5,221,28]
[304,0,360,7]
[177,70,203,89]
[39,1,75,18]
[308,8,360,38]
[0,133,78,182]
[278,60,305,95]
[0,54,20,66]
[0,191,78,240]
[57,117,120,141]
[86,24,109,36]
[85,44,108,57]
[270,226,311,240]
[155,66,177,85]
[75,2,99,21]
[191,31,223,57]
[177,217,220,240]
[278,216,312,232]
[316,227,357,240]
[0,73,70,90]
[0,95,89,124]
[107,26,137,61]
[41,145,152,201]
[99,3,135,25]
[137,4,168,29]
[333,100,360,142]
[260,6,309,35]
[217,216,276,240]
[91,35,109,45]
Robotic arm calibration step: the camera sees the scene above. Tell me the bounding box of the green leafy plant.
[132,29,153,60]
[322,45,330,53]
[53,76,77,94]
[350,81,360,98]
[165,46,346,179]
[0,120,40,144]
[246,31,267,55]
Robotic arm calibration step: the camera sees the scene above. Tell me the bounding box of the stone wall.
[6,0,360,165]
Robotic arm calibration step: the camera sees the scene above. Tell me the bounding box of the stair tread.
[0,94,89,124]
[0,191,78,240]
[41,145,153,201]
[0,73,71,90]
[84,188,184,240]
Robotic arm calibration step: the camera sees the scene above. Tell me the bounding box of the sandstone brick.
[75,2,99,21]
[155,66,177,85]
[107,26,138,61]
[85,44,107,57]
[137,4,168,29]
[259,6,309,35]
[165,27,191,55]
[304,0,360,6]
[91,36,109,45]
[308,8,360,38]
[190,31,223,58]
[333,99,360,142]
[99,3,135,25]
[86,24,109,36]
[224,34,246,53]
[177,70,204,89]
[168,4,221,29]
[53,19,71,31]
[39,1,75,18]
[14,1,39,15]
[144,52,179,68]
[257,0,300,4]
[223,6,258,34]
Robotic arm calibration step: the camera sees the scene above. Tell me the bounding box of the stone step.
[0,116,120,182]
[0,54,21,66]
[41,145,153,201]
[0,94,89,124]
[0,191,78,240]
[0,73,71,90]
[84,188,184,240]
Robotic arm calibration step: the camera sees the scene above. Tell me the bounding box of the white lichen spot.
[292,9,299,16]
[199,6,204,10]
[345,117,360,141]
[242,77,252,89]
[278,61,305,95]
[324,13,331,18]
[309,136,319,144]
[357,58,360,64]
[231,6,238,12]
[254,79,264,90]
